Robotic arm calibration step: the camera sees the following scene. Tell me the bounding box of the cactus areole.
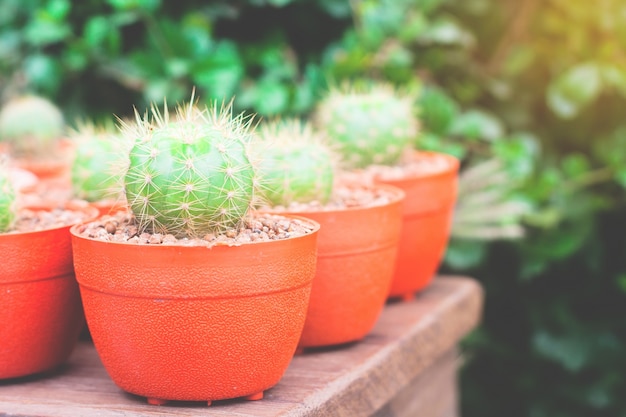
[123,102,258,238]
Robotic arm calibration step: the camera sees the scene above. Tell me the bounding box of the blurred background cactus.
[0,95,64,158]
[123,98,259,238]
[0,156,16,232]
[255,119,335,207]
[70,120,128,204]
[314,82,419,169]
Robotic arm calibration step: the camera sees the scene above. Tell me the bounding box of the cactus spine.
[256,119,335,206]
[0,157,16,232]
[70,121,128,203]
[314,82,419,169]
[122,98,259,238]
[0,95,64,157]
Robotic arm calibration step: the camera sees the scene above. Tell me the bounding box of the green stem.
[141,12,173,60]
[562,166,614,192]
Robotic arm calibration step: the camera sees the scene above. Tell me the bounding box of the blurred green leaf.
[23,54,62,93]
[191,42,244,101]
[617,274,626,294]
[419,17,473,46]
[317,0,352,18]
[450,109,504,141]
[417,132,467,158]
[24,12,72,46]
[84,16,110,49]
[62,44,89,71]
[46,0,70,20]
[533,330,591,372]
[492,134,538,179]
[165,58,189,78]
[561,153,590,178]
[547,63,603,119]
[445,238,488,269]
[418,87,459,135]
[106,0,161,11]
[266,0,294,6]
[599,64,626,97]
[249,78,290,116]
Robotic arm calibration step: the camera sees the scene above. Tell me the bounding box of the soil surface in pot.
[339,151,453,184]
[7,205,95,234]
[74,212,317,247]
[260,185,396,213]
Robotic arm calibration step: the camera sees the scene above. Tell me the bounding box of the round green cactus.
[70,121,129,203]
[122,99,259,238]
[314,82,419,169]
[418,87,459,136]
[0,95,64,157]
[0,157,16,233]
[256,119,335,206]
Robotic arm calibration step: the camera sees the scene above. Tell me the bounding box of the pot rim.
[69,212,321,248]
[261,183,406,217]
[374,150,460,182]
[0,200,99,239]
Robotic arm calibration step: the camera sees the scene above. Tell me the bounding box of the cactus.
[314,82,419,169]
[0,95,64,157]
[0,156,16,232]
[70,121,128,203]
[122,98,260,238]
[256,119,335,206]
[418,87,459,136]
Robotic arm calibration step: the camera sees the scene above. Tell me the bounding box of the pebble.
[75,212,316,247]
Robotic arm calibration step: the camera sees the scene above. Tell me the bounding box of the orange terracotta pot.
[0,203,98,379]
[375,151,459,300]
[70,215,320,404]
[277,184,404,348]
[8,139,74,185]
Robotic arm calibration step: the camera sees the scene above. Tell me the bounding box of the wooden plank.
[0,276,483,417]
[372,348,459,417]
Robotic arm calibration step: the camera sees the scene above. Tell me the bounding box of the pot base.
[146,391,264,406]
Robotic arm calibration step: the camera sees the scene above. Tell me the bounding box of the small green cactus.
[256,119,335,206]
[122,98,260,238]
[0,156,16,233]
[314,82,420,169]
[418,87,459,136]
[70,121,128,203]
[0,95,64,157]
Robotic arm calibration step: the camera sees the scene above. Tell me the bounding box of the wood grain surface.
[0,275,483,417]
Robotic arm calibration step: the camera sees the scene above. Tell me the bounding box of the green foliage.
[314,82,419,168]
[0,157,16,232]
[123,98,259,238]
[70,120,128,203]
[0,0,348,119]
[417,87,459,136]
[0,94,64,157]
[255,119,335,206]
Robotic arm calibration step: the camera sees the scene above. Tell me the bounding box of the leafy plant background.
[3,0,626,415]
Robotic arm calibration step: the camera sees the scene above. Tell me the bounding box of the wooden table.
[0,276,483,417]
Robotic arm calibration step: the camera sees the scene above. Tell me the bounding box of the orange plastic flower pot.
[0,203,98,379]
[279,184,404,348]
[12,139,74,181]
[70,215,319,404]
[375,151,459,300]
